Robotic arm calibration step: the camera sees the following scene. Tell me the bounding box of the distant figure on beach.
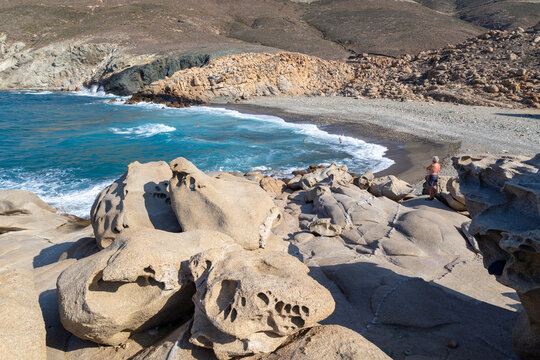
[339,137,342,144]
[303,138,306,143]
[426,156,440,200]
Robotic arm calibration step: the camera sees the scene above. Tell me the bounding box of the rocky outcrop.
[169,157,280,249]
[454,153,540,359]
[130,52,354,107]
[0,36,144,91]
[188,247,335,359]
[0,190,70,233]
[94,53,211,96]
[368,175,415,201]
[56,229,234,345]
[0,268,47,360]
[90,161,181,249]
[344,26,540,108]
[289,163,474,277]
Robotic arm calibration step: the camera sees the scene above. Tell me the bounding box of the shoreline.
[217,96,540,183]
[218,102,460,184]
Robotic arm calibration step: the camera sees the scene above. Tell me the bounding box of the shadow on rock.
[310,262,519,359]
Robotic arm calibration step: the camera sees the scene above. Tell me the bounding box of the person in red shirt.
[426,156,440,200]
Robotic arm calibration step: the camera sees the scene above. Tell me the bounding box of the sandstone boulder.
[353,170,374,190]
[0,268,47,360]
[90,161,181,248]
[188,248,335,359]
[260,177,286,197]
[300,162,352,190]
[369,175,415,201]
[57,229,235,345]
[0,190,68,233]
[169,157,280,249]
[454,153,540,359]
[309,218,342,237]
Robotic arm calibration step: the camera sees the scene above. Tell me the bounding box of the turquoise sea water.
[0,89,393,217]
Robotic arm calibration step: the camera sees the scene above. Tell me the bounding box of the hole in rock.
[292,305,300,314]
[301,306,310,315]
[241,297,246,307]
[230,308,237,323]
[291,316,305,328]
[488,259,506,275]
[519,244,535,253]
[224,304,232,320]
[144,266,155,275]
[216,280,238,312]
[275,301,284,313]
[256,292,270,307]
[515,251,527,262]
[284,304,291,313]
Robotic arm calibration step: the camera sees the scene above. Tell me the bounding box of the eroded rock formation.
[169,157,280,249]
[0,190,69,233]
[90,161,181,248]
[188,247,335,359]
[57,229,235,345]
[454,153,540,359]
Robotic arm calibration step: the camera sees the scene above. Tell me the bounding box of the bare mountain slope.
[0,0,486,59]
[416,0,540,30]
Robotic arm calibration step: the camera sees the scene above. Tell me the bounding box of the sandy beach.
[222,96,540,183]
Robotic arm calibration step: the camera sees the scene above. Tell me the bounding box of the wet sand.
[218,96,540,183]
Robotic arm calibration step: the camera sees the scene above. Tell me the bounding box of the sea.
[0,88,393,218]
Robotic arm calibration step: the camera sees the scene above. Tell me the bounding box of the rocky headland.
[129,24,540,109]
[1,152,538,359]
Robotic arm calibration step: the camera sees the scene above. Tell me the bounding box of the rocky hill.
[343,25,540,108]
[0,0,539,92]
[130,25,540,109]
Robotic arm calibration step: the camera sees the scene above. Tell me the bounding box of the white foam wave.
[19,90,54,95]
[110,99,394,173]
[70,85,117,98]
[199,106,394,173]
[109,123,176,138]
[0,169,114,218]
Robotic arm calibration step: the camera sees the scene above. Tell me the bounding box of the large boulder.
[188,248,335,359]
[57,229,234,345]
[454,153,540,359]
[0,268,47,360]
[260,177,286,197]
[369,175,415,201]
[300,162,352,190]
[0,190,68,233]
[169,157,280,249]
[90,161,181,248]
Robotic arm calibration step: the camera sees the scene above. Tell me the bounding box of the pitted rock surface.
[454,153,540,359]
[169,157,280,250]
[90,161,180,248]
[188,247,335,359]
[57,229,234,345]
